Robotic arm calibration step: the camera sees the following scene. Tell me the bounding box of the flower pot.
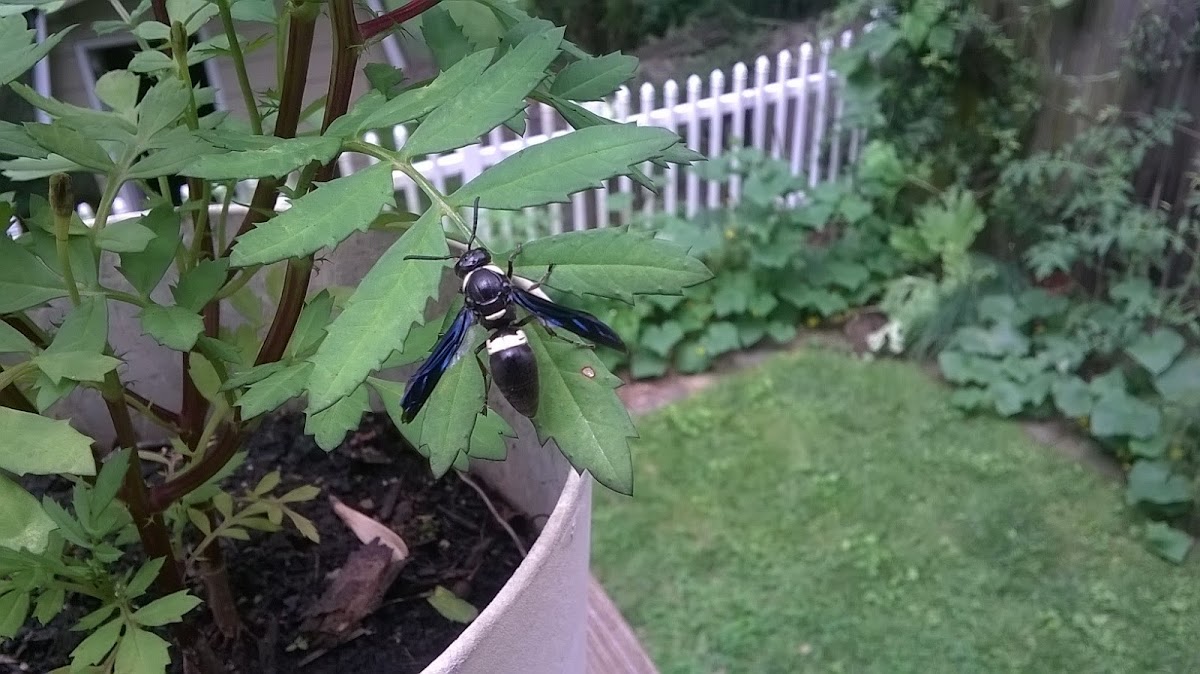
[47,204,595,673]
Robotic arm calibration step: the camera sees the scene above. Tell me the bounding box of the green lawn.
[591,347,1200,674]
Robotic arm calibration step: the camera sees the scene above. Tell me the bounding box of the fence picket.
[827,30,854,181]
[540,102,565,234]
[685,74,702,218]
[807,37,833,189]
[639,82,658,217]
[706,69,725,210]
[729,62,748,205]
[614,86,634,225]
[772,50,791,160]
[663,78,681,216]
[789,43,813,180]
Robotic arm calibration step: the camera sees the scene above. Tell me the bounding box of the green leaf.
[188,353,221,402]
[355,48,495,134]
[70,617,123,667]
[135,78,191,138]
[640,322,684,358]
[1051,376,1092,417]
[629,351,668,379]
[0,16,73,87]
[1144,522,1192,564]
[408,338,484,477]
[766,321,797,344]
[229,162,395,267]
[422,6,472,71]
[0,408,96,476]
[1090,391,1161,439]
[701,322,741,357]
[181,136,342,180]
[427,585,478,624]
[305,385,370,451]
[508,228,712,303]
[550,52,637,101]
[0,120,46,158]
[451,125,678,209]
[118,206,181,296]
[95,70,141,114]
[403,26,564,157]
[0,321,35,354]
[0,235,67,311]
[1126,460,1193,507]
[305,208,448,413]
[1126,328,1185,375]
[24,122,115,172]
[33,351,121,384]
[1153,355,1200,403]
[711,275,753,317]
[34,586,65,625]
[132,590,202,627]
[467,409,514,461]
[91,449,131,515]
[0,589,29,638]
[0,474,56,553]
[114,626,171,674]
[778,287,848,317]
[95,219,157,253]
[526,328,635,494]
[238,362,312,419]
[138,304,204,352]
[172,258,228,311]
[285,290,335,358]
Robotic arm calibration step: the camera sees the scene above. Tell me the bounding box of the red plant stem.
[151,0,168,24]
[358,0,441,41]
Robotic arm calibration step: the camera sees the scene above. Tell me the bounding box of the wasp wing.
[511,287,626,352]
[400,307,476,422]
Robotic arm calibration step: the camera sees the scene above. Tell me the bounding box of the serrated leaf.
[0,474,56,553]
[468,410,513,461]
[138,304,204,352]
[305,208,447,413]
[0,321,34,354]
[181,136,342,180]
[0,589,29,638]
[0,17,74,87]
[70,617,123,666]
[403,26,564,157]
[172,258,228,312]
[230,162,395,267]
[427,585,478,624]
[34,351,122,384]
[24,123,115,172]
[1126,328,1185,375]
[305,384,369,451]
[0,235,67,311]
[0,408,95,476]
[526,328,635,494]
[422,6,472,71]
[33,586,65,624]
[114,626,171,674]
[238,361,312,419]
[451,125,678,209]
[285,290,335,358]
[408,340,484,477]
[0,120,46,158]
[135,78,190,138]
[95,70,141,114]
[118,206,181,297]
[126,557,165,600]
[221,361,288,391]
[507,228,712,303]
[550,52,637,101]
[355,48,495,134]
[132,590,201,627]
[95,220,157,253]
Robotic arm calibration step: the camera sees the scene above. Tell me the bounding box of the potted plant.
[0,0,710,671]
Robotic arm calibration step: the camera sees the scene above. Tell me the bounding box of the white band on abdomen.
[486,330,528,355]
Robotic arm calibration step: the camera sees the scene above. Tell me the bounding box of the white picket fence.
[77,28,864,237]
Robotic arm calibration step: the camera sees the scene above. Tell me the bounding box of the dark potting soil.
[2,412,538,674]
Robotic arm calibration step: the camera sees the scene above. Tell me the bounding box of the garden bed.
[3,413,534,674]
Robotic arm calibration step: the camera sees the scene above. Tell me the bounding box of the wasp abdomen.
[487,329,539,417]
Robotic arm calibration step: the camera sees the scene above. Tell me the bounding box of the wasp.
[399,199,626,422]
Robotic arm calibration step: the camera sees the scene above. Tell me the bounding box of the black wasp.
[399,198,626,423]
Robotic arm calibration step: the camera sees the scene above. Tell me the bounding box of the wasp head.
[454,247,491,277]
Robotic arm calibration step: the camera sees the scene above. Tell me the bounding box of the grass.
[591,347,1200,674]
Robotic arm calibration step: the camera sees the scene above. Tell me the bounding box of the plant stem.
[358,0,441,40]
[49,174,81,306]
[216,0,263,135]
[349,141,473,239]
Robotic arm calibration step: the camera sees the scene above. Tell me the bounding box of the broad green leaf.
[422,6,472,71]
[0,120,47,158]
[0,589,30,638]
[70,617,124,666]
[0,321,35,354]
[181,136,342,180]
[0,234,67,311]
[138,304,204,351]
[1051,376,1092,417]
[304,384,369,450]
[113,626,171,674]
[468,409,513,461]
[305,208,447,413]
[285,290,335,358]
[132,20,170,41]
[451,126,678,209]
[33,351,121,383]
[1090,391,1161,439]
[0,474,56,553]
[402,27,564,157]
[640,322,684,358]
[131,590,202,627]
[172,258,228,311]
[0,16,74,87]
[1145,522,1192,564]
[526,328,635,494]
[629,351,668,379]
[1126,460,1192,507]
[229,161,395,267]
[238,362,312,419]
[1153,355,1200,403]
[426,585,478,623]
[95,220,156,253]
[95,70,141,114]
[701,322,741,356]
[354,48,495,134]
[23,123,115,172]
[118,206,181,296]
[550,52,637,101]
[508,227,713,302]
[0,407,95,476]
[1126,328,1184,375]
[409,338,484,477]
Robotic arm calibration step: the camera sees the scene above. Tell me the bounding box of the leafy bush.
[0,1,708,671]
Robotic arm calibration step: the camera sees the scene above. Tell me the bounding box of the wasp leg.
[515,315,594,350]
[506,242,525,278]
[527,263,556,292]
[473,341,492,416]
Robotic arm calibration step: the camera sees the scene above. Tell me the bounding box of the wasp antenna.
[468,196,481,248]
[404,254,455,261]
